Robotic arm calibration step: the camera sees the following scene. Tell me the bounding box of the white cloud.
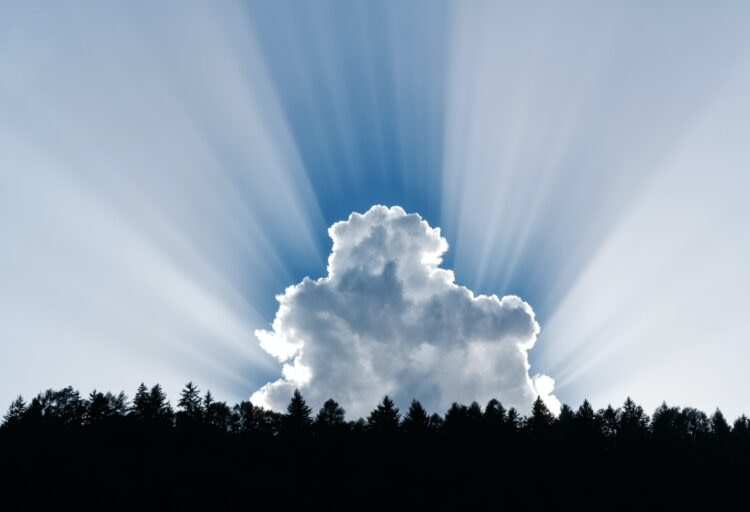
[251,205,559,417]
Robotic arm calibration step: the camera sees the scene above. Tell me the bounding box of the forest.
[2,383,749,509]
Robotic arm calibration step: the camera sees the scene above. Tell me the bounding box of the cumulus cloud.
[251,205,560,418]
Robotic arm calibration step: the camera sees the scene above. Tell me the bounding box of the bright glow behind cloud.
[252,205,559,417]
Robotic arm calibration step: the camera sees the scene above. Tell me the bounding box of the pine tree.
[131,383,150,420]
[111,392,129,417]
[2,396,27,429]
[401,399,429,435]
[178,382,202,416]
[282,389,312,435]
[86,391,109,426]
[176,382,203,430]
[710,408,731,439]
[597,405,619,441]
[367,395,400,434]
[483,398,506,432]
[526,396,555,435]
[575,399,599,440]
[444,402,469,436]
[555,404,575,437]
[148,384,173,427]
[618,397,649,443]
[505,407,521,433]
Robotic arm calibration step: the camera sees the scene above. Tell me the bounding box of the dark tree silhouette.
[710,408,731,439]
[505,407,521,433]
[131,383,149,417]
[367,395,400,434]
[732,415,750,439]
[316,399,346,430]
[555,404,575,438]
[177,382,203,430]
[1,396,26,430]
[618,397,649,444]
[233,401,279,436]
[525,396,554,435]
[483,398,506,433]
[282,389,312,435]
[145,384,173,428]
[575,399,599,438]
[85,390,126,427]
[401,399,429,435]
[597,405,619,441]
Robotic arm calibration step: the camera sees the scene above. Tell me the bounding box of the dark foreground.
[2,386,749,509]
[2,426,749,510]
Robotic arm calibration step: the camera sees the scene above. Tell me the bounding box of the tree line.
[3,383,750,443]
[2,383,749,508]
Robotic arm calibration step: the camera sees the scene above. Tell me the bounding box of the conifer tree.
[2,396,27,429]
[176,382,203,430]
[367,395,400,434]
[282,389,312,435]
[131,383,149,419]
[710,408,731,439]
[401,399,429,435]
[505,407,521,433]
[526,396,555,435]
[148,384,173,427]
[483,398,506,432]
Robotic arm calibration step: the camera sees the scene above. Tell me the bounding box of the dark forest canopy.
[5,382,750,438]
[2,383,750,509]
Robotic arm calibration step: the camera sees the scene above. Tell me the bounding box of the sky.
[2,1,750,418]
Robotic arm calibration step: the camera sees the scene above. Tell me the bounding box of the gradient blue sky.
[2,1,750,417]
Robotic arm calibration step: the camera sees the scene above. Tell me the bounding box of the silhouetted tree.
[466,401,483,435]
[30,387,86,428]
[86,391,109,426]
[316,399,346,432]
[483,398,506,433]
[176,382,203,430]
[710,408,731,440]
[526,397,554,435]
[652,402,680,443]
[131,383,150,420]
[681,407,709,442]
[444,402,469,437]
[597,405,619,441]
[2,396,26,429]
[281,389,312,436]
[618,397,649,444]
[233,401,279,436]
[505,407,521,433]
[204,396,232,433]
[555,404,575,439]
[732,415,750,439]
[147,384,173,428]
[401,400,429,435]
[574,399,599,440]
[367,396,400,435]
[427,413,444,433]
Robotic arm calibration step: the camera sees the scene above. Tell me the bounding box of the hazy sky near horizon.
[2,1,750,418]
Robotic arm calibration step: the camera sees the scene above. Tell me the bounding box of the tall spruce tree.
[526,396,555,435]
[401,399,429,435]
[2,396,27,429]
[367,396,400,434]
[282,389,312,435]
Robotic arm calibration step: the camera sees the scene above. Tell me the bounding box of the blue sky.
[2,1,750,417]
